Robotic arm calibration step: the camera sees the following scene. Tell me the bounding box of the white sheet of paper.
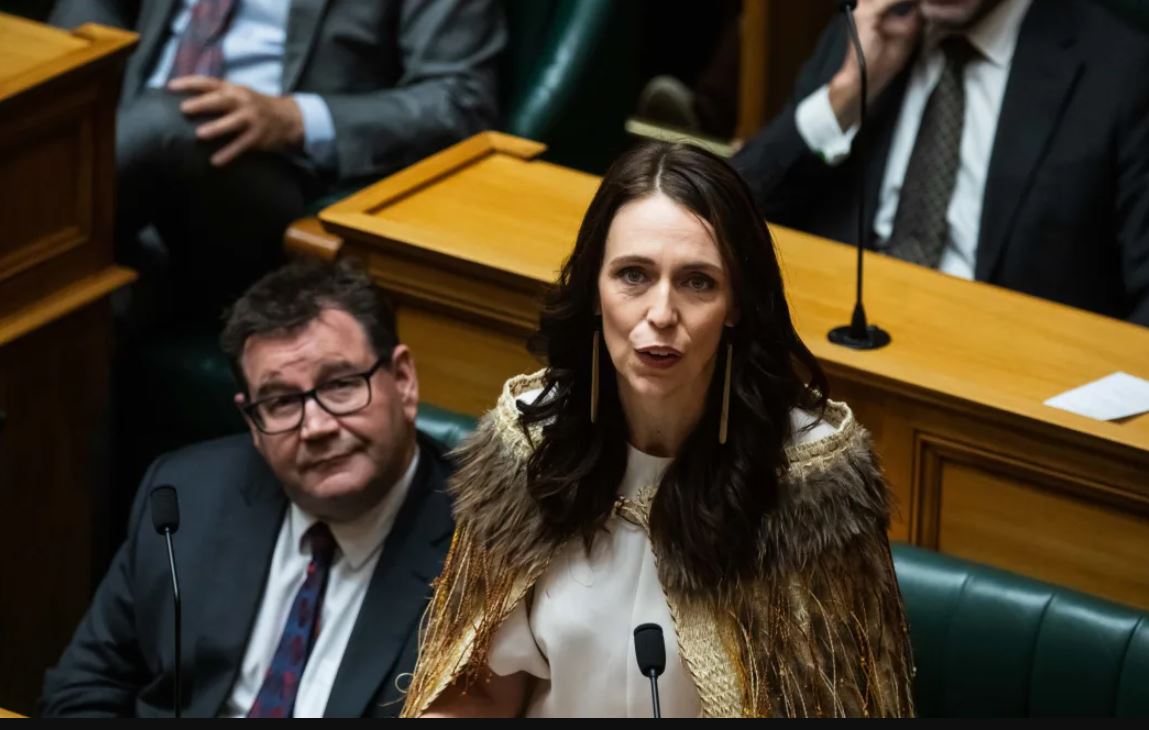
[1044,372,1149,421]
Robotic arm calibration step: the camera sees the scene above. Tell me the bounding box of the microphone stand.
[828,0,892,350]
[646,669,662,718]
[162,526,182,718]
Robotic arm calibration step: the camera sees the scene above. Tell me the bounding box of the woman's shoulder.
[787,405,841,447]
[783,399,858,462]
[466,369,550,460]
[766,399,891,570]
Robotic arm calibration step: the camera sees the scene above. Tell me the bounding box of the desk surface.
[0,12,135,103]
[322,132,1149,455]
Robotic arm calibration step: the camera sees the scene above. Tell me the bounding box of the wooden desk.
[315,132,1149,611]
[0,13,136,715]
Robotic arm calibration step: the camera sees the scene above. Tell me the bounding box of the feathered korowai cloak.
[401,371,916,717]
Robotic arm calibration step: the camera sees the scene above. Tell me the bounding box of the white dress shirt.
[220,450,420,718]
[144,0,337,169]
[795,0,1033,279]
[486,397,839,717]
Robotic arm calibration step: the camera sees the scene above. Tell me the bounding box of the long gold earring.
[719,342,733,444]
[590,330,600,424]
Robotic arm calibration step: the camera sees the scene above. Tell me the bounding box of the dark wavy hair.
[220,259,398,397]
[519,141,829,594]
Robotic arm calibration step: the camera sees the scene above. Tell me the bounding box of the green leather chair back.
[501,0,641,173]
[416,403,477,451]
[892,543,1149,717]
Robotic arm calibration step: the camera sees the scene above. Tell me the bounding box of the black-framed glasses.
[242,357,388,435]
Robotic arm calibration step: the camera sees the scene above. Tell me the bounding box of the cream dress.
[486,394,838,718]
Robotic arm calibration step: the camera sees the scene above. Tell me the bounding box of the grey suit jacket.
[38,432,455,717]
[51,0,505,181]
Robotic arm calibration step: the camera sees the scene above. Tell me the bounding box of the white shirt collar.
[288,447,420,572]
[927,0,1033,68]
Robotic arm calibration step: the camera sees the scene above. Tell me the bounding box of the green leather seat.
[500,0,641,173]
[892,543,1149,717]
[416,403,477,451]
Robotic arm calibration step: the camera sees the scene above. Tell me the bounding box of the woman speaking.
[402,142,915,718]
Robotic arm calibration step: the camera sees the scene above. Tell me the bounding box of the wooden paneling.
[0,14,136,715]
[828,374,1149,609]
[400,307,540,418]
[314,132,1149,611]
[0,267,135,347]
[0,88,95,282]
[935,461,1149,610]
[0,303,116,715]
[0,15,132,318]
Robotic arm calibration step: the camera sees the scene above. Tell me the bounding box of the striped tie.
[169,0,237,79]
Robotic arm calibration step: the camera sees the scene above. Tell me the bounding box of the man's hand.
[169,76,304,167]
[828,0,923,130]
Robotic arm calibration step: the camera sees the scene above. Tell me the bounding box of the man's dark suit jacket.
[38,432,455,717]
[733,0,1149,326]
[50,0,505,181]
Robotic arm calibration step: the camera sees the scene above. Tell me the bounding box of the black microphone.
[633,623,666,718]
[828,0,892,350]
[149,485,183,719]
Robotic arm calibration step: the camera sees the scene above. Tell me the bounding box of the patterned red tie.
[247,522,337,718]
[169,0,237,79]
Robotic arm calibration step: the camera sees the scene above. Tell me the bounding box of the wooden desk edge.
[0,266,136,347]
[0,18,137,105]
[321,132,547,219]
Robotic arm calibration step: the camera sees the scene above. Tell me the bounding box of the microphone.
[149,485,183,719]
[828,0,892,350]
[633,623,666,718]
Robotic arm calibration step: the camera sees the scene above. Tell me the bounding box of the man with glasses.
[40,261,455,717]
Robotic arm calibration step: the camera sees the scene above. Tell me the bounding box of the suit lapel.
[324,448,454,718]
[126,0,181,98]
[976,1,1083,281]
[282,0,331,92]
[185,453,287,718]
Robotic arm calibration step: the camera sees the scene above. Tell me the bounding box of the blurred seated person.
[51,0,505,323]
[39,261,455,717]
[733,0,1149,326]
